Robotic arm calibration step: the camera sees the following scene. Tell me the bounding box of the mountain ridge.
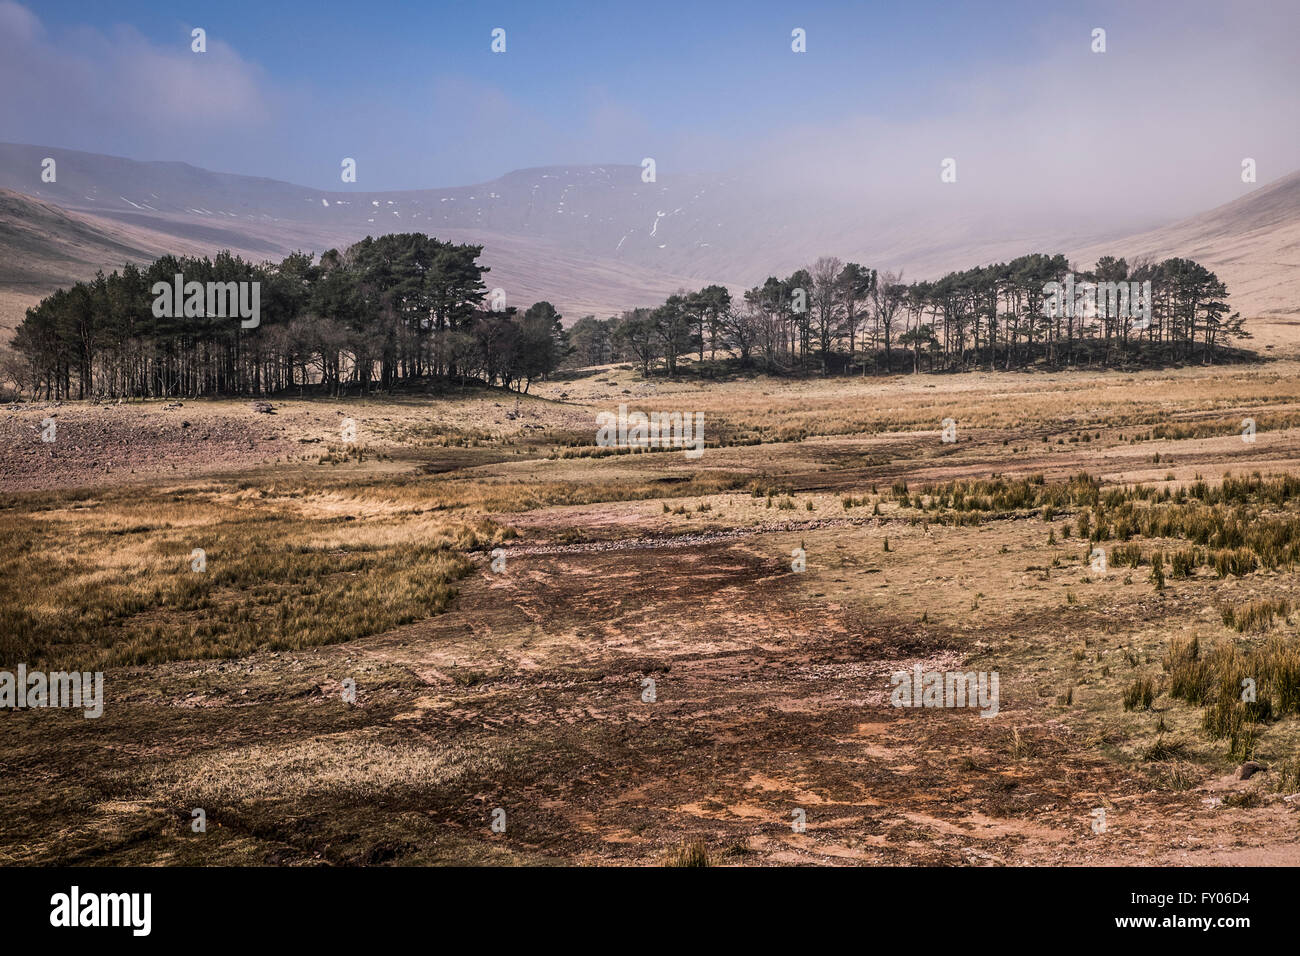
[1,142,1295,330]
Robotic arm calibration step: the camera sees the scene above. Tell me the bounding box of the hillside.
[0,142,1295,333]
[0,144,729,327]
[0,188,224,332]
[1072,169,1300,320]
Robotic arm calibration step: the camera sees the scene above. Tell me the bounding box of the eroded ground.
[3,356,1300,865]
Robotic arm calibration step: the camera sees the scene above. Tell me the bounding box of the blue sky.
[20,0,1066,184]
[5,0,1299,216]
[29,0,1064,130]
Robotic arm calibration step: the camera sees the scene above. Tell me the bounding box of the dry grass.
[7,359,1300,864]
[124,729,510,804]
[1163,634,1300,758]
[0,482,511,668]
[663,839,713,867]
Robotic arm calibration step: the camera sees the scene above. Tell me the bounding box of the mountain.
[0,143,752,324]
[0,188,234,333]
[0,143,1139,318]
[0,144,737,329]
[1071,170,1300,319]
[0,142,1295,333]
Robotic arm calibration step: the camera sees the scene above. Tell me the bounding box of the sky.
[3,0,1299,223]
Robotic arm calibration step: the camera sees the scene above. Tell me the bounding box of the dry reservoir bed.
[3,361,1300,865]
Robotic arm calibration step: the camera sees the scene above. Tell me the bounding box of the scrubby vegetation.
[0,488,511,668]
[1163,635,1300,758]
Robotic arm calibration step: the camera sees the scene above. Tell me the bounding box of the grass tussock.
[1123,676,1157,711]
[1142,737,1188,761]
[1219,598,1291,633]
[920,473,1300,578]
[1163,634,1300,758]
[663,839,713,867]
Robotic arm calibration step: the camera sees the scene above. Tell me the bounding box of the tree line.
[7,238,1248,399]
[566,253,1247,376]
[7,234,565,399]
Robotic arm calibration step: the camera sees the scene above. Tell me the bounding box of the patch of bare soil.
[6,369,1300,865]
[339,537,1300,866]
[0,402,293,491]
[11,516,1291,867]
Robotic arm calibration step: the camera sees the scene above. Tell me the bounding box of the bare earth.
[3,334,1300,866]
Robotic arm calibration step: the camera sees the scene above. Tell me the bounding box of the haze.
[4,0,1298,233]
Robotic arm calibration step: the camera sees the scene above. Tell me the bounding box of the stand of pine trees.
[10,239,1248,398]
[565,253,1247,376]
[8,234,565,399]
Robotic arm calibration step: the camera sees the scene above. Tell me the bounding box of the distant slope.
[1073,170,1300,318]
[0,142,1131,285]
[0,189,220,331]
[1,142,1295,335]
[0,143,728,325]
[0,188,161,288]
[0,141,748,277]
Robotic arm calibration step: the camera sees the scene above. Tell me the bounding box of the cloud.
[735,2,1300,230]
[0,0,1296,234]
[0,3,273,168]
[0,0,40,42]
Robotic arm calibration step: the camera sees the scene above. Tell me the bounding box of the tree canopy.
[9,235,566,398]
